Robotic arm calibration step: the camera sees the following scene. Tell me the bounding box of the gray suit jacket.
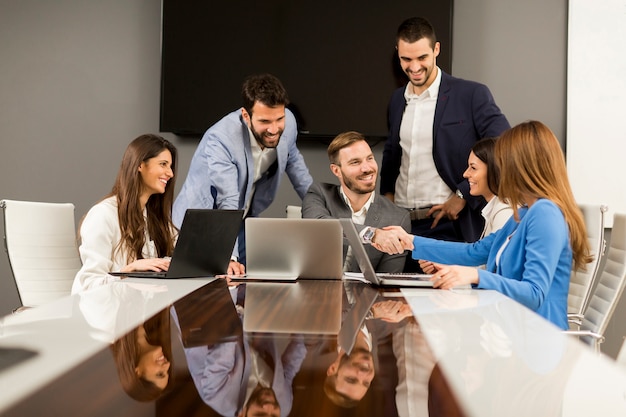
[302,182,411,273]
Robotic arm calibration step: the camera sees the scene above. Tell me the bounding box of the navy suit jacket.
[380,70,510,242]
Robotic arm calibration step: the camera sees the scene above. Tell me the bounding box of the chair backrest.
[1,199,81,307]
[285,205,302,219]
[568,204,608,315]
[579,213,626,345]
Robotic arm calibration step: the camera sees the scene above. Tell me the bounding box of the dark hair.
[111,310,173,402]
[241,73,289,116]
[396,17,437,49]
[471,138,500,196]
[327,131,368,165]
[109,134,178,262]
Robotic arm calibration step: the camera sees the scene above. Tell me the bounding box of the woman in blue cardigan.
[381,121,591,329]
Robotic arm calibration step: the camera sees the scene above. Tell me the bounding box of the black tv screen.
[160,0,454,139]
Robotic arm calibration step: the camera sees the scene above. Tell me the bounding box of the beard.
[342,170,377,194]
[251,124,283,149]
[246,385,279,409]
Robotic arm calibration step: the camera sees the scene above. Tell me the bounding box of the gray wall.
[2,0,623,357]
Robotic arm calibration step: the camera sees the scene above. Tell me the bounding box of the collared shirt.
[394,67,452,209]
[480,196,514,238]
[338,187,375,226]
[339,188,375,271]
[244,127,278,217]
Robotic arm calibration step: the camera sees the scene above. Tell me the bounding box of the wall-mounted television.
[160,0,453,139]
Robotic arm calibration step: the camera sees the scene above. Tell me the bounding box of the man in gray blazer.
[302,131,410,273]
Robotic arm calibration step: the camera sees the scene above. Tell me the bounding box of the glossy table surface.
[0,277,624,416]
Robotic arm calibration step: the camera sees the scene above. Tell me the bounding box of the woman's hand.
[418,260,438,274]
[430,263,479,290]
[370,300,413,323]
[122,257,171,273]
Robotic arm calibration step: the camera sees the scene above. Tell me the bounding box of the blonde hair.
[495,121,591,271]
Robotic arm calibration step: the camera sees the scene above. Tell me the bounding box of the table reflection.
[156,279,441,416]
[10,278,624,417]
[79,282,174,402]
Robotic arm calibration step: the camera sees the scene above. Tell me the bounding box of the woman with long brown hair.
[72,134,178,292]
[382,121,591,329]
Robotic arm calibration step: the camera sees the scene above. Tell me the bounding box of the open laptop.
[339,218,434,287]
[234,218,343,281]
[110,209,243,278]
[243,280,343,335]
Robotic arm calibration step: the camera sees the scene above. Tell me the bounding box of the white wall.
[3,0,623,359]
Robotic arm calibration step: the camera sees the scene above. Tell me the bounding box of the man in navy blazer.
[380,17,510,267]
[173,74,313,271]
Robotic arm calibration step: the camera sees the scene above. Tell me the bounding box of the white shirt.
[480,196,514,238]
[244,127,277,217]
[338,187,375,227]
[394,67,452,209]
[72,197,156,293]
[339,188,375,271]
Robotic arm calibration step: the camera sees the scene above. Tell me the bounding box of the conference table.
[0,276,625,416]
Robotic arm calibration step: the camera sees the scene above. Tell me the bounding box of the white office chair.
[617,337,626,370]
[286,205,302,218]
[565,213,626,353]
[1,199,81,308]
[567,204,608,329]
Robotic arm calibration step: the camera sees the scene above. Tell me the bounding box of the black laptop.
[110,209,243,278]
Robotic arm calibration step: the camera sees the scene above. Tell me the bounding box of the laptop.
[339,218,434,287]
[234,217,343,281]
[243,280,343,335]
[110,209,243,278]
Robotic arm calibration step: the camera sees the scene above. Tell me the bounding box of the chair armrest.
[564,330,605,344]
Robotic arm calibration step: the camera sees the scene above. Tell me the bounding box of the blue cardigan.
[412,199,571,329]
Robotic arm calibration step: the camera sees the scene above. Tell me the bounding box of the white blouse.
[481,196,514,238]
[71,197,157,293]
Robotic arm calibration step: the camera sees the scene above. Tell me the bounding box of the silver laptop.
[238,218,343,281]
[339,218,434,287]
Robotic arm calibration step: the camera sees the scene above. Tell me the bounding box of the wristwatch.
[455,189,464,200]
[362,227,376,244]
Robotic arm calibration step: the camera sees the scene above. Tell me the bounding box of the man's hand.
[418,259,439,274]
[227,260,245,275]
[429,194,466,228]
[370,227,406,255]
[373,225,415,253]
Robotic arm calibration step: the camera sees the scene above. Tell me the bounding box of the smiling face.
[134,325,170,390]
[241,386,280,417]
[138,149,173,203]
[327,349,375,402]
[463,151,494,201]
[397,37,440,95]
[331,140,378,196]
[242,102,286,149]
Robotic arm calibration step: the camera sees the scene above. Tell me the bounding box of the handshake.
[369,226,415,255]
